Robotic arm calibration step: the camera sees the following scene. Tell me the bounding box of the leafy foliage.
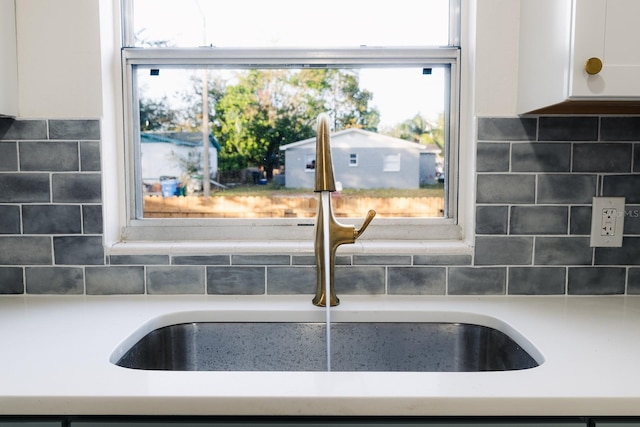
[139,96,178,131]
[138,68,441,177]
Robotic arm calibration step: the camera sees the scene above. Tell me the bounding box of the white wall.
[15,0,103,118]
[473,0,521,117]
[0,0,18,116]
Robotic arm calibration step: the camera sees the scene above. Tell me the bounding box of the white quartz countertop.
[1,295,640,416]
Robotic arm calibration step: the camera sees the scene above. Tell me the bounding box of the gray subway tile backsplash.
[387,267,446,295]
[0,142,18,171]
[537,174,597,204]
[82,205,104,234]
[476,143,510,172]
[567,267,626,295]
[534,237,593,266]
[52,173,102,203]
[49,119,100,140]
[353,255,411,265]
[335,266,385,295]
[448,267,506,295]
[0,205,21,234]
[0,173,50,203]
[511,142,571,172]
[475,206,508,235]
[172,255,230,265]
[476,174,536,204]
[474,236,533,265]
[146,266,206,294]
[623,206,640,234]
[413,254,472,265]
[80,141,102,171]
[0,267,24,294]
[509,206,568,235]
[53,236,104,265]
[109,254,169,265]
[627,268,640,294]
[538,116,598,141]
[2,116,640,296]
[207,266,265,295]
[476,117,536,141]
[508,267,566,295]
[0,236,52,265]
[22,205,82,234]
[602,175,640,203]
[25,266,84,295]
[266,266,315,295]
[600,117,640,141]
[573,143,632,173]
[19,141,80,171]
[594,237,640,265]
[85,266,145,295]
[570,206,592,235]
[0,118,47,140]
[232,254,290,265]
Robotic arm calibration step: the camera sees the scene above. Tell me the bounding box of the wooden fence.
[143,195,444,218]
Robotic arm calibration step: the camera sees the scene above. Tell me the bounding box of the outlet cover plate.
[590,197,625,247]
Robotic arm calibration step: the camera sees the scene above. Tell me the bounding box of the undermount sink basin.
[114,321,540,372]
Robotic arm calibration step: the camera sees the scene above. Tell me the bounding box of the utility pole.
[196,0,210,196]
[202,69,210,197]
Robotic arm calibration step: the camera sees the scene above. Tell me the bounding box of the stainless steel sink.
[114,322,539,372]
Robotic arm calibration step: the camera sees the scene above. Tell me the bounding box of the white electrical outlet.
[590,197,625,247]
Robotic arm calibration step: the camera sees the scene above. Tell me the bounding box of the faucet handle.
[355,209,376,239]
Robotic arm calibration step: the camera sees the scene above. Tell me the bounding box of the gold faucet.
[312,113,376,307]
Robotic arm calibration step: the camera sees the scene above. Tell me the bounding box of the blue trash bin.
[161,179,178,197]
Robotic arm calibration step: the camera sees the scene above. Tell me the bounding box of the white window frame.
[349,153,359,167]
[109,0,472,250]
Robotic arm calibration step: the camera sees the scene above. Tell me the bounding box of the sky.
[132,0,449,126]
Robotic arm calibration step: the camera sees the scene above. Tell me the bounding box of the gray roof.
[280,128,438,153]
[140,132,221,151]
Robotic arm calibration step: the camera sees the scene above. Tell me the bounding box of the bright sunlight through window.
[121,0,460,241]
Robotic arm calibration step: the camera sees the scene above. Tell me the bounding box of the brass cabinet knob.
[585,57,603,75]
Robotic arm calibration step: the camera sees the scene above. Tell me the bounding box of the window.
[305,155,316,172]
[120,0,461,242]
[383,154,401,172]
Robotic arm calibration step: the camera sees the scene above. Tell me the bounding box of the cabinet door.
[571,0,640,98]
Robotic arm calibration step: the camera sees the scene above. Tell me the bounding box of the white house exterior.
[140,132,220,185]
[280,128,435,190]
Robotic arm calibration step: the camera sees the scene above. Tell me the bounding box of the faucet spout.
[312,113,376,307]
[314,113,336,192]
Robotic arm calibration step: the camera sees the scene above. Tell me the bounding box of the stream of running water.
[321,191,332,371]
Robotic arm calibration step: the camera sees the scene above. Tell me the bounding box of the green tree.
[139,96,179,131]
[390,113,444,151]
[212,68,380,176]
[214,70,273,171]
[429,113,446,152]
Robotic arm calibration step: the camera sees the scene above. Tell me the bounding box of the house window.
[305,156,316,171]
[119,0,461,242]
[383,154,401,172]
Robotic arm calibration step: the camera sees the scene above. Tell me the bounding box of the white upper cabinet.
[517,0,640,114]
